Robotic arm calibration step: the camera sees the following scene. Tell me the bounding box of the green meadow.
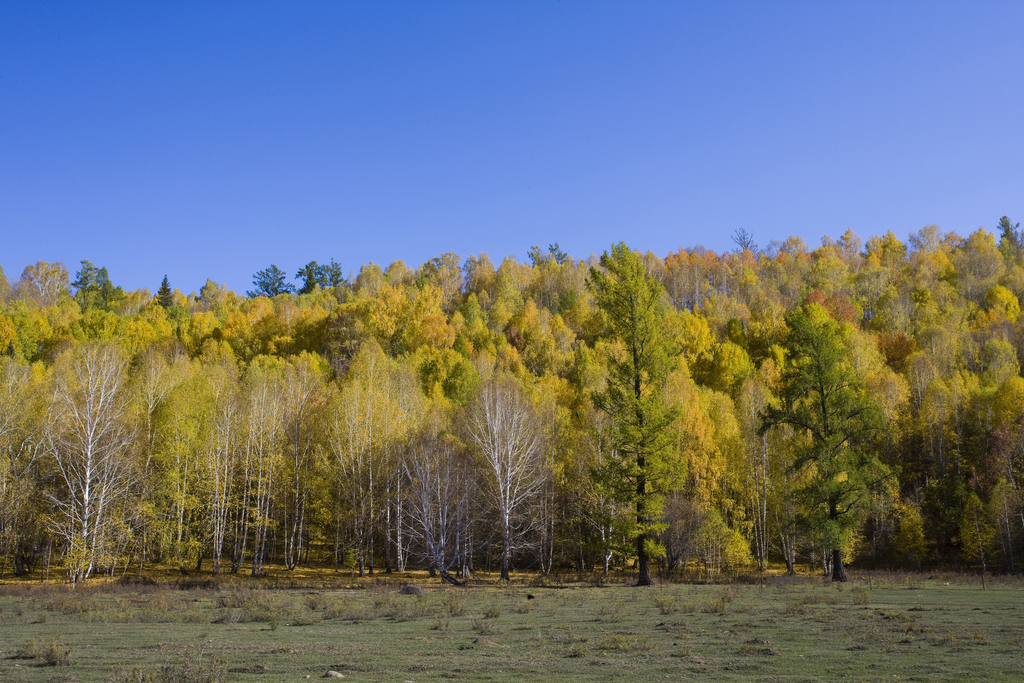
[1,572,1022,683]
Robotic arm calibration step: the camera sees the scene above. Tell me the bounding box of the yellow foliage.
[985,285,1021,324]
[0,316,15,354]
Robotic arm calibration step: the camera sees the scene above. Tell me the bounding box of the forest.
[2,220,1024,585]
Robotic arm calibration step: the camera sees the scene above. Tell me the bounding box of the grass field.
[0,571,1022,682]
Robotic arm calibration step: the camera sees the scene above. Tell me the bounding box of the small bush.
[13,638,74,666]
[781,601,807,616]
[325,597,373,623]
[305,593,329,611]
[45,596,95,615]
[440,592,466,617]
[738,640,779,656]
[288,610,318,626]
[214,588,252,609]
[108,665,158,683]
[40,639,75,666]
[596,602,622,622]
[565,643,589,658]
[411,595,432,618]
[699,598,728,614]
[210,609,240,624]
[852,588,872,605]
[653,594,678,615]
[240,593,288,623]
[13,638,42,659]
[113,646,227,683]
[471,618,498,635]
[431,617,450,632]
[482,600,502,619]
[597,634,654,652]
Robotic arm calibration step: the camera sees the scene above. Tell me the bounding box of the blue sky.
[2,1,1022,294]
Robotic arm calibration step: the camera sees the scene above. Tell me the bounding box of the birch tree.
[281,352,327,570]
[238,360,285,576]
[403,427,475,585]
[327,343,402,576]
[205,362,239,575]
[466,375,545,581]
[46,343,137,585]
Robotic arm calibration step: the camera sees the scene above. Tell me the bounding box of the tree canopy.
[2,221,1024,584]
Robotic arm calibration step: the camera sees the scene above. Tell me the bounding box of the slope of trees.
[2,225,1024,583]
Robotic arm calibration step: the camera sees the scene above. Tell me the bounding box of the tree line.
[1,221,1023,584]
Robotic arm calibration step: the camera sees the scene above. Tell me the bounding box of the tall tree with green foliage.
[998,215,1021,264]
[73,260,124,312]
[295,259,344,294]
[156,275,174,308]
[588,242,680,586]
[760,304,888,581]
[247,265,295,298]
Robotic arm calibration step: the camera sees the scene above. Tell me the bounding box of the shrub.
[440,592,466,617]
[13,638,74,666]
[596,602,622,622]
[325,597,373,623]
[653,594,678,615]
[512,599,531,614]
[305,593,329,611]
[565,643,589,658]
[40,639,75,666]
[597,634,654,652]
[472,618,498,635]
[109,646,226,683]
[482,600,502,619]
[240,593,288,623]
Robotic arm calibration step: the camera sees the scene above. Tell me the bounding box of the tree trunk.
[636,533,653,586]
[439,570,463,586]
[831,548,848,582]
[636,468,653,586]
[500,518,511,581]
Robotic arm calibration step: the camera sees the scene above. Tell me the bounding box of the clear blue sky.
[2,1,1022,294]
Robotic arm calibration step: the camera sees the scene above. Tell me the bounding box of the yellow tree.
[46,343,137,584]
[152,366,211,572]
[327,342,408,575]
[237,357,285,575]
[0,358,45,577]
[281,351,328,570]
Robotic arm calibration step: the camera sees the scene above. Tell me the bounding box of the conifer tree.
[157,275,174,308]
[760,303,888,581]
[588,242,680,586]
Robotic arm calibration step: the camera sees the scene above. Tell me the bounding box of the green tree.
[893,500,928,568]
[296,259,344,294]
[247,265,295,298]
[73,260,125,312]
[959,491,995,572]
[998,215,1021,264]
[759,303,888,581]
[156,276,174,308]
[588,242,680,586]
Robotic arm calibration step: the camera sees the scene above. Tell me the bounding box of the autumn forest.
[2,222,1024,585]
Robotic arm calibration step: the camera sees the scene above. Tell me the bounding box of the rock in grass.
[399,585,423,595]
[324,671,344,678]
